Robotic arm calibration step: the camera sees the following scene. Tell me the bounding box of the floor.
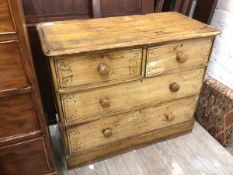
[49,122,233,175]
[226,141,233,156]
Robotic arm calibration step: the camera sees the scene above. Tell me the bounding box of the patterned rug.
[195,76,233,146]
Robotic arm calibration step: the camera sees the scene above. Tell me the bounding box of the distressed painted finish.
[146,38,213,77]
[37,12,220,56]
[55,49,142,88]
[37,12,220,168]
[0,137,52,175]
[67,96,197,154]
[61,69,204,125]
[67,121,194,167]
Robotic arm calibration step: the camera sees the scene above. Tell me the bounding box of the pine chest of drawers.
[37,12,220,168]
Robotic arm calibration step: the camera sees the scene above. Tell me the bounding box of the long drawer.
[60,68,204,125]
[67,96,197,154]
[0,41,28,91]
[0,137,52,175]
[146,38,212,77]
[0,93,40,140]
[53,48,143,89]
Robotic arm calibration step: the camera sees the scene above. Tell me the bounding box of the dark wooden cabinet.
[0,137,52,175]
[92,0,154,17]
[0,41,29,91]
[22,0,93,23]
[0,0,16,33]
[0,0,56,174]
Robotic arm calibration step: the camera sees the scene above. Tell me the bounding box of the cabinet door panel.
[61,69,204,125]
[22,0,92,23]
[0,41,28,91]
[0,93,40,140]
[0,0,16,33]
[0,137,52,175]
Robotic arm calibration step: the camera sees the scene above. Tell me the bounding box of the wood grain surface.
[22,0,92,23]
[146,38,213,77]
[0,0,57,174]
[67,96,197,154]
[67,121,193,167]
[0,41,29,92]
[37,12,219,56]
[0,93,40,141]
[0,0,15,34]
[38,12,220,169]
[0,137,52,175]
[54,48,142,88]
[60,68,204,125]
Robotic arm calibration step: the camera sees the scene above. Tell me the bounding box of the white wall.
[207,0,233,89]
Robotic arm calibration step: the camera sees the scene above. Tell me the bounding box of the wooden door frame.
[193,0,218,24]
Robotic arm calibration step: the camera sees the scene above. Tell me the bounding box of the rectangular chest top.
[37,12,220,57]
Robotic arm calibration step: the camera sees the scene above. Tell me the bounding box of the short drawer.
[0,41,28,91]
[0,137,52,175]
[67,97,197,154]
[0,0,16,34]
[54,48,142,88]
[0,93,40,140]
[60,68,204,125]
[145,39,212,77]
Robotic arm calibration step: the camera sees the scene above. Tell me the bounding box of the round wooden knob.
[99,96,111,108]
[164,113,175,121]
[102,128,112,137]
[97,63,109,75]
[176,51,188,63]
[169,82,180,92]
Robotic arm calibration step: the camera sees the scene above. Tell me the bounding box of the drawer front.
[0,93,40,139]
[0,137,52,175]
[67,97,197,154]
[0,41,28,91]
[0,0,15,34]
[146,39,212,77]
[61,68,204,125]
[54,48,142,88]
